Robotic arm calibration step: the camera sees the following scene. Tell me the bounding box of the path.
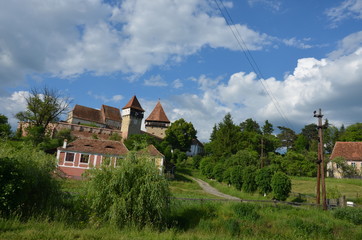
[190,177,240,200]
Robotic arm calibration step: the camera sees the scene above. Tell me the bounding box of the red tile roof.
[145,101,170,123]
[58,138,129,156]
[101,105,122,121]
[330,142,362,161]
[122,95,144,112]
[72,105,103,123]
[137,144,164,157]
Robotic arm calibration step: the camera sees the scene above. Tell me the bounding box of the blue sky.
[1,0,362,141]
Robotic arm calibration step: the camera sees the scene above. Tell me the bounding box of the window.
[351,162,356,168]
[65,153,75,162]
[80,154,89,163]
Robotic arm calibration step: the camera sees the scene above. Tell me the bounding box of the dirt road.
[190,177,240,200]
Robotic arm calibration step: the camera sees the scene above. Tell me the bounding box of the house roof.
[191,138,204,147]
[330,142,362,161]
[145,101,170,123]
[122,95,144,112]
[101,105,122,122]
[58,138,129,156]
[72,105,103,124]
[137,144,164,158]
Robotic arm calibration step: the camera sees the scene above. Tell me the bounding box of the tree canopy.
[0,114,11,138]
[164,118,197,152]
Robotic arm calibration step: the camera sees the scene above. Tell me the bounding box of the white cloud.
[0,0,274,90]
[0,91,29,130]
[282,37,313,49]
[172,79,183,89]
[169,32,362,141]
[325,0,362,28]
[247,0,282,12]
[144,75,168,87]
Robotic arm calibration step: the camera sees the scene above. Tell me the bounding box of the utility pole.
[314,109,327,210]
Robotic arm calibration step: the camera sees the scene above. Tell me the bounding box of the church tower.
[145,101,170,139]
[121,95,145,139]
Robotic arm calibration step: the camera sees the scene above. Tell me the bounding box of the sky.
[0,0,362,142]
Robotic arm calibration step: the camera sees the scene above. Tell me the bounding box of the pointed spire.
[145,101,170,123]
[122,95,144,112]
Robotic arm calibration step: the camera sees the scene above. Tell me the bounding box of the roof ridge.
[122,95,144,111]
[145,101,170,123]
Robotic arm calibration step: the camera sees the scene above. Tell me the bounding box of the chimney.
[63,139,68,148]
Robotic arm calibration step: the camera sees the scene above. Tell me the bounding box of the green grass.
[1,202,361,240]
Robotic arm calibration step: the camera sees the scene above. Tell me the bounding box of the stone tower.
[145,101,170,139]
[121,95,145,139]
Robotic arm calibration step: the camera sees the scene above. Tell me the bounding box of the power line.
[213,0,294,130]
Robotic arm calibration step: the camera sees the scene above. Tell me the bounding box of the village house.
[327,141,362,178]
[57,138,165,179]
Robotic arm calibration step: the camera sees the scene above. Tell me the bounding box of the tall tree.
[16,86,70,130]
[164,118,197,152]
[209,113,241,158]
[277,126,296,150]
[0,114,11,138]
[339,123,362,141]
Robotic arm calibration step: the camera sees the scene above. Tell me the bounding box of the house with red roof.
[57,138,164,179]
[328,142,362,178]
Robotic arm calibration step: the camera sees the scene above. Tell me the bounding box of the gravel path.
[190,177,240,200]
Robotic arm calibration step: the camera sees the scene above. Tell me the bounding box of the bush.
[271,172,291,201]
[85,152,170,229]
[333,207,362,225]
[192,155,202,169]
[232,203,260,221]
[242,166,257,193]
[213,163,225,182]
[255,167,273,195]
[200,157,215,179]
[223,168,233,185]
[230,166,243,190]
[0,142,62,218]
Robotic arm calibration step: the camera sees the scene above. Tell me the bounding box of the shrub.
[0,142,62,218]
[85,152,170,229]
[213,163,225,182]
[242,166,257,193]
[230,166,243,190]
[223,168,233,185]
[232,203,260,221]
[255,167,273,195]
[271,172,291,201]
[192,155,202,169]
[333,207,362,225]
[200,157,215,179]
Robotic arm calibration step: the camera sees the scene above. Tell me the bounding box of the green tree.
[85,152,170,229]
[230,166,244,190]
[271,172,291,201]
[277,126,296,150]
[16,86,70,130]
[226,149,259,168]
[255,167,273,195]
[164,118,197,152]
[213,163,225,182]
[0,114,11,138]
[339,123,362,141]
[242,166,257,193]
[209,113,241,158]
[124,134,157,151]
[262,120,274,135]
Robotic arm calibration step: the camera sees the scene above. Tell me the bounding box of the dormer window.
[84,144,92,147]
[105,145,114,149]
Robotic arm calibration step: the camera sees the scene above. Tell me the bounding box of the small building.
[186,138,204,156]
[327,142,362,178]
[57,138,129,179]
[56,138,165,179]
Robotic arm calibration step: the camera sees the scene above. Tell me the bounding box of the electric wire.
[213,0,294,130]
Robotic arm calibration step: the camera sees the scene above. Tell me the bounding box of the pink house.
[57,138,129,179]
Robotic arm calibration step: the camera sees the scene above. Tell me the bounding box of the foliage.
[0,114,11,138]
[226,149,259,168]
[164,118,196,152]
[255,167,273,195]
[230,166,244,190]
[330,156,359,177]
[192,155,202,169]
[212,163,225,182]
[85,153,170,229]
[339,122,362,141]
[15,86,70,130]
[232,203,260,221]
[271,172,291,201]
[333,207,362,225]
[108,132,122,141]
[124,134,157,151]
[242,166,257,193]
[277,126,296,150]
[208,113,241,158]
[282,151,317,177]
[0,142,62,218]
[200,157,215,179]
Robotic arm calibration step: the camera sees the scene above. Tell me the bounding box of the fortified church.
[64,95,170,140]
